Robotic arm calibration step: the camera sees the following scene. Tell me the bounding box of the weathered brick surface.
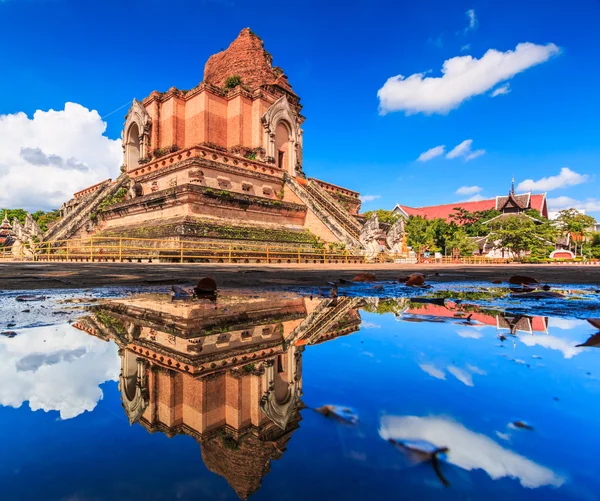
[204,28,282,91]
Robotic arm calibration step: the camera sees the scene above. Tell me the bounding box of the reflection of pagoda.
[405,302,548,334]
[74,292,361,499]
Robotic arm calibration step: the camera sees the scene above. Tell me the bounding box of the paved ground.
[0,262,599,291]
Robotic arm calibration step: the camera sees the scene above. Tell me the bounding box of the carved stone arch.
[262,96,303,176]
[122,99,152,172]
[260,346,302,430]
[118,350,149,425]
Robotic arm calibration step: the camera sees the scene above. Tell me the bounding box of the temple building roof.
[394,193,548,222]
[204,28,296,95]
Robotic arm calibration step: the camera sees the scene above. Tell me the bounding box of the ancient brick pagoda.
[46,28,365,251]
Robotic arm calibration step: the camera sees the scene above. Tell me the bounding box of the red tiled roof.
[405,304,547,333]
[396,199,497,222]
[396,193,548,222]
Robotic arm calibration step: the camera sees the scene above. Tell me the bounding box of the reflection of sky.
[380,415,564,488]
[2,297,600,500]
[0,324,119,419]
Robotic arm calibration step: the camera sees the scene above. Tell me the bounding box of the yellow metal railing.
[1,238,514,265]
[19,237,367,264]
[0,248,12,260]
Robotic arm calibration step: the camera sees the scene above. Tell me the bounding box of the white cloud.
[360,194,381,203]
[380,415,564,488]
[491,83,511,97]
[378,42,559,115]
[463,9,477,33]
[446,139,486,161]
[461,44,471,52]
[463,194,486,202]
[0,324,120,419]
[465,149,486,161]
[0,103,122,211]
[548,196,600,214]
[456,185,482,195]
[418,363,446,380]
[417,144,445,162]
[446,139,473,159]
[517,167,589,192]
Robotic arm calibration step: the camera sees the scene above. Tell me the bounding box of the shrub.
[224,75,242,89]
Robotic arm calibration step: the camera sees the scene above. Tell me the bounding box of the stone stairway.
[286,176,363,249]
[43,175,128,243]
[286,296,361,346]
[306,180,363,235]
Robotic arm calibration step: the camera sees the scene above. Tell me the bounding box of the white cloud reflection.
[380,415,564,488]
[0,324,120,419]
[518,333,581,359]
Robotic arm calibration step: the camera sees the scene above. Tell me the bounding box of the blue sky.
[0,0,599,217]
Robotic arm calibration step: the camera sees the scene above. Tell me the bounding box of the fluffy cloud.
[0,103,122,211]
[378,42,559,115]
[380,415,564,488]
[491,83,511,97]
[360,194,381,203]
[517,167,589,192]
[0,324,120,419]
[446,139,485,161]
[417,145,445,162]
[548,196,600,214]
[456,185,482,195]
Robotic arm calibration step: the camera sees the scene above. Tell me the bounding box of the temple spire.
[511,176,515,195]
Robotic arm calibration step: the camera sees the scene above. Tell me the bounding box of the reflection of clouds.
[419,363,446,380]
[548,318,587,331]
[466,364,486,376]
[380,415,564,488]
[361,322,381,329]
[456,327,484,339]
[447,366,473,386]
[0,324,119,419]
[519,334,580,359]
[419,363,486,386]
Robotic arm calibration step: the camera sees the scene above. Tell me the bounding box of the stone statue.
[386,217,406,254]
[359,214,382,260]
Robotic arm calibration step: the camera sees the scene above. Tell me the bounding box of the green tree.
[556,209,597,256]
[405,215,434,254]
[446,228,478,256]
[450,208,500,237]
[487,215,556,259]
[362,209,400,225]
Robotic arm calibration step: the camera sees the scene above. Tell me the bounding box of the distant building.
[0,212,13,247]
[393,183,548,222]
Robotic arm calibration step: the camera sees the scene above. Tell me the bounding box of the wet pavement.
[1,280,600,500]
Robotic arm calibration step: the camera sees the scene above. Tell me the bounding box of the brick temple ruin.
[33,28,403,258]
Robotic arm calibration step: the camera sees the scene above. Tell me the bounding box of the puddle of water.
[0,283,599,500]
